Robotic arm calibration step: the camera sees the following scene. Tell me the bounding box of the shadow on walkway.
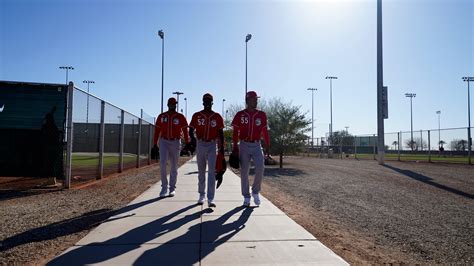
[48,203,200,265]
[134,206,254,265]
[1,197,165,253]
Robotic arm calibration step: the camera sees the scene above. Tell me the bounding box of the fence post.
[340,137,343,159]
[398,131,401,161]
[373,134,376,160]
[98,100,105,179]
[420,129,423,151]
[148,124,152,165]
[354,135,357,160]
[468,127,472,165]
[64,82,74,189]
[137,118,142,168]
[399,131,402,161]
[119,110,124,173]
[428,130,431,163]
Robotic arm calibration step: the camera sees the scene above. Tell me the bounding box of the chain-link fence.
[66,84,157,187]
[305,127,472,164]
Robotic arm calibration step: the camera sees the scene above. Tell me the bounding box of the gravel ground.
[0,158,189,265]
[257,156,474,264]
[2,156,473,265]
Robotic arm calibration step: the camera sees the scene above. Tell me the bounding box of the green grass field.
[72,153,145,167]
[300,152,472,164]
[355,153,471,163]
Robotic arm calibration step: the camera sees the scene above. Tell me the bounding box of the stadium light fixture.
[59,66,74,84]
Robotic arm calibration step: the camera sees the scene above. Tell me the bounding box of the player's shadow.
[384,164,474,199]
[48,203,200,265]
[2,197,165,253]
[133,206,254,265]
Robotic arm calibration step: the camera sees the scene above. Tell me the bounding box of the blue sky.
[1,0,472,139]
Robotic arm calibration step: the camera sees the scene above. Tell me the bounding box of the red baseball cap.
[246,91,259,99]
[168,97,177,105]
[203,93,213,101]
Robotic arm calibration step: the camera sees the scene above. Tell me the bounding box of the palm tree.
[392,140,398,150]
[438,140,446,148]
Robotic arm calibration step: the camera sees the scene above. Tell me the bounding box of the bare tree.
[404,137,426,151]
[449,139,468,151]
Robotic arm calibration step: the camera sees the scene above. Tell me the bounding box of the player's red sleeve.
[189,113,196,129]
[153,117,161,145]
[261,112,268,127]
[217,114,225,130]
[182,126,190,144]
[181,114,190,143]
[262,126,270,149]
[231,112,240,128]
[232,125,239,150]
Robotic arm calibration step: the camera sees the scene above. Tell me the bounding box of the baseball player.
[231,91,270,207]
[153,97,190,198]
[189,93,225,207]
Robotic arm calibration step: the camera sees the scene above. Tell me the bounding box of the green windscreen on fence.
[0,81,67,177]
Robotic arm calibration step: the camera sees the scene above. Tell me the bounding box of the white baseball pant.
[159,138,181,193]
[239,141,264,198]
[196,140,217,200]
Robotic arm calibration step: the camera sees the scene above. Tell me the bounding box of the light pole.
[184,97,188,118]
[325,76,337,144]
[59,66,74,84]
[222,99,226,117]
[307,88,317,148]
[245,33,252,98]
[83,80,95,125]
[405,93,416,150]
[436,110,441,148]
[376,0,385,164]
[172,91,184,112]
[462,76,473,164]
[158,29,165,113]
[225,110,228,128]
[345,126,349,134]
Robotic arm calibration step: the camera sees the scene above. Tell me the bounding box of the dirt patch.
[257,156,474,264]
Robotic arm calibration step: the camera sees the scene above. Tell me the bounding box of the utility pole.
[245,33,252,99]
[405,93,416,150]
[83,80,95,126]
[172,91,184,112]
[325,76,337,144]
[462,76,473,164]
[307,88,317,148]
[158,30,165,113]
[376,0,385,165]
[436,110,441,148]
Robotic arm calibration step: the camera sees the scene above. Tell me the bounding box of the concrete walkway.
[49,159,348,265]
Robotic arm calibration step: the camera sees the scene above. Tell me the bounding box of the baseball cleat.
[197,195,205,205]
[252,193,261,206]
[208,201,216,208]
[159,189,167,198]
